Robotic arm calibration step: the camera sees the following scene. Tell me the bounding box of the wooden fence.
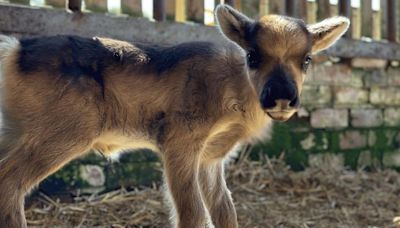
[3,0,400,43]
[0,0,400,61]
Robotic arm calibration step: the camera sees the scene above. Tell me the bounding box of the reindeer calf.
[0,5,348,228]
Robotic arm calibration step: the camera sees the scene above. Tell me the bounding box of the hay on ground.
[26,153,400,228]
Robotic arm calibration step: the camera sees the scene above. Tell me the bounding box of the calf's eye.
[246,51,259,69]
[302,55,312,72]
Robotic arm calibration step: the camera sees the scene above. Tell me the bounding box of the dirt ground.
[26,153,400,228]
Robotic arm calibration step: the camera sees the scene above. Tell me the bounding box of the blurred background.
[0,0,399,227]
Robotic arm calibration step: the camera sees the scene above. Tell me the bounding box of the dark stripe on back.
[137,42,217,74]
[18,35,116,89]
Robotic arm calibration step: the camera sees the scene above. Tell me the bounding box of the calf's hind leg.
[0,135,92,228]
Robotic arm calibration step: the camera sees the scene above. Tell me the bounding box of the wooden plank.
[2,3,400,60]
[317,0,331,20]
[361,0,372,38]
[68,0,81,11]
[153,0,166,21]
[387,0,396,42]
[175,0,186,22]
[187,0,204,23]
[121,0,142,17]
[46,0,65,8]
[85,0,107,13]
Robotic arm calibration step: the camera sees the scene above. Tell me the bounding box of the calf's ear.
[215,4,253,48]
[307,16,350,54]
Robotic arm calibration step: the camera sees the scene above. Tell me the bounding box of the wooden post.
[187,0,204,23]
[85,0,107,13]
[317,0,331,20]
[338,0,352,38]
[351,5,361,39]
[269,0,286,15]
[259,0,269,16]
[361,0,372,38]
[372,1,381,40]
[285,0,295,16]
[307,0,316,24]
[121,0,142,17]
[387,0,396,42]
[299,0,307,21]
[175,0,186,23]
[380,0,388,39]
[68,0,81,11]
[46,0,66,8]
[285,0,306,19]
[153,0,166,21]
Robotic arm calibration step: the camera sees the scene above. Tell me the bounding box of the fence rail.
[2,0,400,60]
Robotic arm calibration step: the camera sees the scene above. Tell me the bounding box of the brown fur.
[0,5,348,228]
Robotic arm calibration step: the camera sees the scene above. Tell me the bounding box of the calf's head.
[215,5,349,121]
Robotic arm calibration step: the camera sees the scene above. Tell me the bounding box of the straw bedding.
[26,153,400,228]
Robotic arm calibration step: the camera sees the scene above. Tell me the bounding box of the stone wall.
[255,61,400,171]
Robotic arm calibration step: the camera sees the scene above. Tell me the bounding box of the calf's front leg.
[162,141,208,228]
[199,161,238,228]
